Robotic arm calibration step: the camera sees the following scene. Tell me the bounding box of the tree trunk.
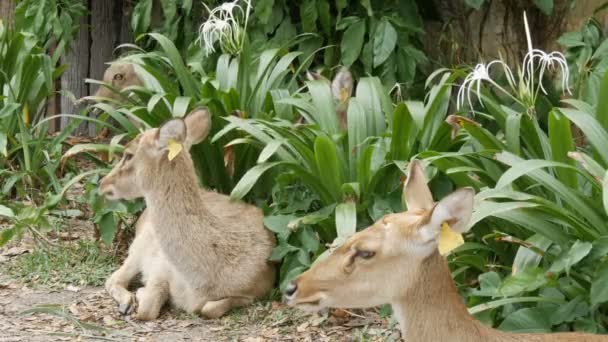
[88,0,120,136]
[61,14,91,134]
[0,0,15,26]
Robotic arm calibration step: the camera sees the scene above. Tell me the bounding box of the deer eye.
[355,250,375,259]
[123,153,133,162]
[113,73,124,81]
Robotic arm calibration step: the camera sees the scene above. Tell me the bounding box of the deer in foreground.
[99,108,276,320]
[284,160,607,341]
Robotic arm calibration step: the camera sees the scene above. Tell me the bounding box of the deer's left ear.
[418,188,475,243]
[156,119,187,148]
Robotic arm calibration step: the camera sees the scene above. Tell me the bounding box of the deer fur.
[100,108,276,320]
[92,62,144,103]
[284,160,607,341]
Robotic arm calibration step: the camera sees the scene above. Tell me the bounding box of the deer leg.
[200,296,254,319]
[134,279,169,321]
[105,253,141,315]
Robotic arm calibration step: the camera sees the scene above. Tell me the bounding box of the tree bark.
[0,0,15,27]
[89,0,120,136]
[61,14,91,133]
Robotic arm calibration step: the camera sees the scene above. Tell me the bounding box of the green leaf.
[314,135,343,200]
[604,171,608,216]
[549,109,577,189]
[288,205,336,228]
[533,0,553,15]
[505,113,521,155]
[498,307,552,333]
[597,69,608,132]
[591,260,608,307]
[335,201,356,238]
[559,108,608,167]
[264,214,297,239]
[550,296,588,325]
[0,205,15,218]
[372,19,397,67]
[472,272,501,297]
[0,227,18,247]
[257,140,283,163]
[254,0,274,25]
[498,267,548,297]
[299,0,318,32]
[549,240,593,274]
[512,235,552,274]
[231,162,285,199]
[464,0,486,9]
[468,296,564,315]
[340,20,365,67]
[98,213,117,245]
[390,103,416,160]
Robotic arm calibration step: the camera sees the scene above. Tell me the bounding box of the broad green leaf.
[498,267,548,297]
[471,272,501,297]
[559,108,608,167]
[0,205,15,218]
[257,140,283,163]
[231,162,285,199]
[264,215,297,239]
[390,103,416,160]
[548,240,593,274]
[314,135,343,200]
[340,20,365,67]
[0,227,17,247]
[549,109,577,189]
[533,0,553,15]
[307,80,340,134]
[591,260,608,307]
[372,19,397,67]
[512,234,552,275]
[335,201,356,238]
[464,0,485,9]
[505,113,521,155]
[468,296,564,315]
[495,159,581,189]
[551,296,588,325]
[498,307,553,333]
[288,205,336,228]
[604,171,608,216]
[597,69,608,132]
[98,213,117,245]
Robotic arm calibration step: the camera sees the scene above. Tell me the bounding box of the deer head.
[99,108,211,201]
[93,63,143,103]
[283,160,474,312]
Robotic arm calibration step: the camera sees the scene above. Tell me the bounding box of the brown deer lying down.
[99,108,276,320]
[93,63,144,103]
[284,160,607,341]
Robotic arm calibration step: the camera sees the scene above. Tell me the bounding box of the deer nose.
[284,281,298,297]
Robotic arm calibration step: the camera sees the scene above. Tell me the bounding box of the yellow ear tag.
[167,139,183,161]
[339,88,350,104]
[437,223,464,256]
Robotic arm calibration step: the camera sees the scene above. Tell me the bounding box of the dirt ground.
[0,221,399,342]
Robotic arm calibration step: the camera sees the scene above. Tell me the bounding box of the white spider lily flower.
[198,0,251,56]
[457,11,572,114]
[456,60,516,110]
[520,12,571,97]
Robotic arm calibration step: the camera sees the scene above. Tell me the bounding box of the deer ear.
[157,119,186,148]
[184,108,211,147]
[418,188,475,244]
[403,160,434,211]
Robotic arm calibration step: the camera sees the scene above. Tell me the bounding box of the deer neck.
[142,153,219,281]
[392,252,495,342]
